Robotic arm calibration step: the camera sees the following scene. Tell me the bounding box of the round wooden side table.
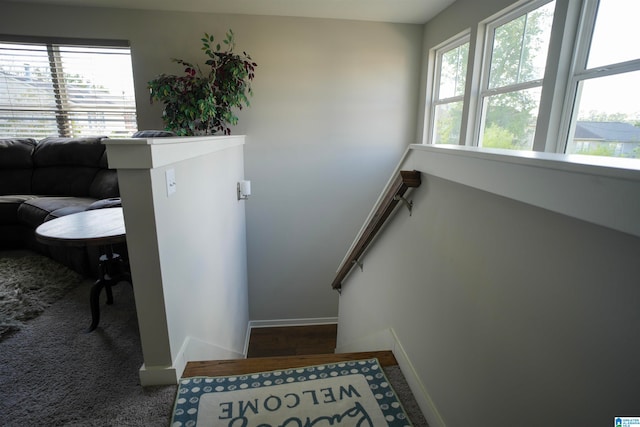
[35,207,131,332]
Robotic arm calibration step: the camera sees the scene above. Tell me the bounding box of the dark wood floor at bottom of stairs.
[247,324,338,358]
[182,324,398,377]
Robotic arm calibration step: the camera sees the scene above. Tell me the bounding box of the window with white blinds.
[0,38,137,139]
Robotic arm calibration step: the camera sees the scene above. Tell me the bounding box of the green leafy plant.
[148,30,256,136]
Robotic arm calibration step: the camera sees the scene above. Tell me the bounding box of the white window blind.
[0,39,137,139]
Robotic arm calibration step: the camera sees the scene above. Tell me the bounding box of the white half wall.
[104,136,249,385]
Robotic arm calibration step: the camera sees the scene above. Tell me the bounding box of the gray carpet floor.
[1,253,84,339]
[0,252,427,426]
[0,257,176,426]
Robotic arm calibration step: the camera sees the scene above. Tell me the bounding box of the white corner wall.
[239,19,423,321]
[336,145,640,426]
[104,136,249,385]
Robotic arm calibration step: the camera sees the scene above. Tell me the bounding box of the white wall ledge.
[103,135,245,169]
[410,144,640,180]
[402,144,640,238]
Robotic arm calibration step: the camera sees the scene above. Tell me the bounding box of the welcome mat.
[171,358,412,426]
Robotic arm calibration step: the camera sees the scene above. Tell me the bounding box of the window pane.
[438,43,469,100]
[489,1,555,89]
[480,87,542,150]
[433,101,464,144]
[587,0,640,69]
[566,71,640,158]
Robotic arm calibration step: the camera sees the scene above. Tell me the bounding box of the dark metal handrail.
[331,170,421,292]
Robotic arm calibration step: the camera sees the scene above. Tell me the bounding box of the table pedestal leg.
[87,244,131,332]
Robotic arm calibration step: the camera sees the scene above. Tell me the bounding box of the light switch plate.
[166,168,176,196]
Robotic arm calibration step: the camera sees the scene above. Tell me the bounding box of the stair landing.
[183,351,397,377]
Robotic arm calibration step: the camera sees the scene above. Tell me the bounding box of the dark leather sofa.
[0,136,123,276]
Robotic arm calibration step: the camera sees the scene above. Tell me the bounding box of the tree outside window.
[431,38,469,145]
[478,0,555,150]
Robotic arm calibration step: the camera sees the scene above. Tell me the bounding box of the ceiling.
[6,0,456,24]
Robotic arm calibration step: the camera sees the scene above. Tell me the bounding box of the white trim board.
[336,328,446,427]
[248,317,339,328]
[139,363,179,386]
[103,135,245,169]
[139,336,245,386]
[405,144,640,238]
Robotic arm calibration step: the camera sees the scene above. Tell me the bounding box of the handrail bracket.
[393,195,413,216]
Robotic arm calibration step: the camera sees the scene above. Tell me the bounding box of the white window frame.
[473,0,556,149]
[425,33,470,145]
[424,0,640,158]
[557,0,640,155]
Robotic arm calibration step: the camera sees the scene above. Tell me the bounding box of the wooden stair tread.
[183,351,397,378]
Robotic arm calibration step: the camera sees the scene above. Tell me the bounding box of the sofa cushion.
[32,136,107,196]
[34,166,104,197]
[0,138,36,195]
[32,136,107,167]
[0,195,40,225]
[89,169,119,199]
[17,196,97,228]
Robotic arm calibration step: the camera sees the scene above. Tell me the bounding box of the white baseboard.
[336,328,446,427]
[183,335,245,362]
[387,329,446,427]
[335,327,395,353]
[243,317,339,355]
[140,336,244,386]
[139,363,179,386]
[248,317,339,328]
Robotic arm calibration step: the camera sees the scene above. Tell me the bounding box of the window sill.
[404,144,640,238]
